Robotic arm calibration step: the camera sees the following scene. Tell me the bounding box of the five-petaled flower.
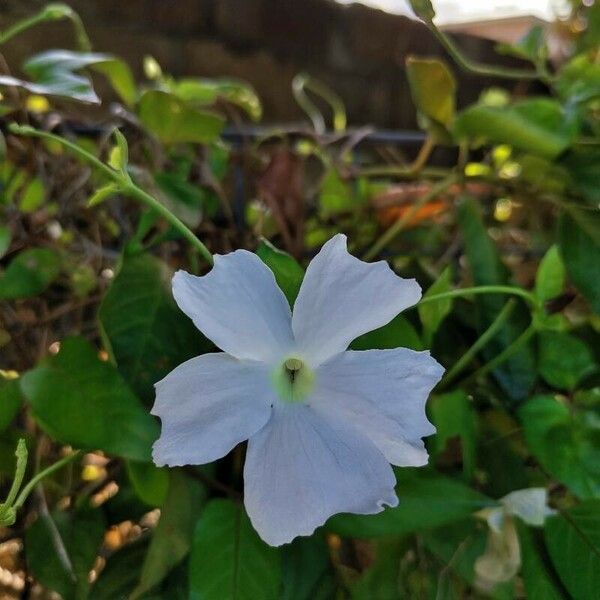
[151,234,444,546]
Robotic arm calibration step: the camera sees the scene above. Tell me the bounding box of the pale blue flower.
[152,234,444,546]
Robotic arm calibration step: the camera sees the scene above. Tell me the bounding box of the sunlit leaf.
[138,90,225,144]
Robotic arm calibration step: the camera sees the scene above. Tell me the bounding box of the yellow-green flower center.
[272,357,315,403]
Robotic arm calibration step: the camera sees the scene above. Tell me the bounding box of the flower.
[474,488,554,590]
[151,234,444,546]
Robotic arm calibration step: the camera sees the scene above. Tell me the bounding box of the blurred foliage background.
[0,1,599,598]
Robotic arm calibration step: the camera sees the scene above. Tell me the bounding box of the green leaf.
[189,498,282,600]
[171,78,262,121]
[418,266,453,344]
[406,57,455,133]
[351,314,423,351]
[429,391,477,479]
[98,252,211,402]
[20,336,158,461]
[0,377,22,431]
[126,460,169,507]
[18,177,45,213]
[457,196,536,400]
[154,170,204,227]
[132,470,205,598]
[319,169,362,216]
[351,539,404,600]
[92,58,137,106]
[516,522,563,600]
[281,534,335,600]
[327,469,493,537]
[453,99,577,159]
[87,182,119,207]
[138,90,225,144]
[537,331,596,391]
[535,245,566,303]
[545,500,600,600]
[0,224,10,258]
[257,239,304,306]
[26,505,105,600]
[558,212,600,314]
[519,395,600,499]
[496,25,548,65]
[0,248,61,299]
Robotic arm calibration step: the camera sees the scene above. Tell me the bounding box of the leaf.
[281,534,335,600]
[26,506,105,600]
[516,522,563,600]
[558,212,600,314]
[496,25,548,65]
[351,539,404,600]
[327,469,493,537]
[350,314,423,351]
[189,498,282,600]
[126,460,169,507]
[418,266,453,344]
[87,182,119,207]
[98,252,211,402]
[92,58,137,106]
[257,239,304,305]
[20,336,158,461]
[545,500,600,599]
[406,56,456,133]
[537,331,596,391]
[0,50,108,103]
[171,78,262,121]
[0,224,10,258]
[519,395,600,499]
[0,377,22,431]
[535,245,566,303]
[0,248,61,299]
[131,470,205,598]
[154,170,204,227]
[18,177,45,212]
[319,169,362,216]
[457,196,536,400]
[138,90,225,144]
[453,99,577,159]
[429,391,477,479]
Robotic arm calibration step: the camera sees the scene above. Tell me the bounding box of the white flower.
[151,234,444,546]
[474,488,555,590]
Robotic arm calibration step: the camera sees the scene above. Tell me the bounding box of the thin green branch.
[0,4,91,50]
[417,285,538,309]
[363,173,458,261]
[439,299,516,388]
[0,440,28,525]
[464,323,536,385]
[14,450,82,511]
[9,124,214,265]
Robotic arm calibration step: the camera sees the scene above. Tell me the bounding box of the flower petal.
[173,250,294,363]
[244,404,398,546]
[292,234,421,365]
[311,348,444,466]
[152,353,273,466]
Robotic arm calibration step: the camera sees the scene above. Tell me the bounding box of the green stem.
[424,20,549,83]
[1,439,28,510]
[0,4,91,50]
[9,124,214,265]
[13,450,82,511]
[292,73,347,134]
[363,173,458,261]
[439,299,516,388]
[417,285,538,309]
[464,323,536,385]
